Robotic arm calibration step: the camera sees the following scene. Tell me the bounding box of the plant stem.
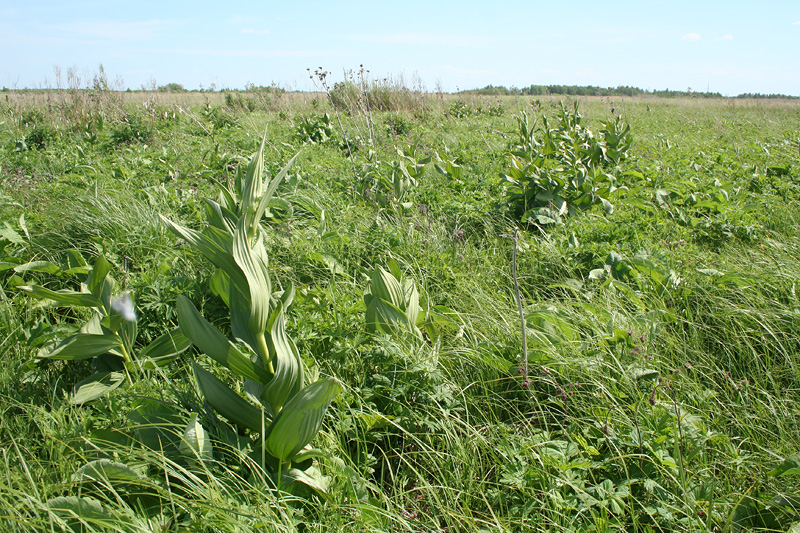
[510,228,529,386]
[257,332,275,375]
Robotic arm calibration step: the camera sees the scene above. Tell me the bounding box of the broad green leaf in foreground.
[41,334,124,361]
[177,295,271,383]
[72,459,143,483]
[265,377,343,463]
[72,372,126,405]
[179,413,214,460]
[768,454,800,477]
[193,364,265,433]
[18,285,102,308]
[137,327,192,363]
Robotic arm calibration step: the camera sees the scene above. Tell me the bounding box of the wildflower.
[111,292,137,322]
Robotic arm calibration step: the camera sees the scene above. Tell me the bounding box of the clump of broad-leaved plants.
[364,259,422,339]
[18,255,191,404]
[503,102,631,225]
[161,135,342,492]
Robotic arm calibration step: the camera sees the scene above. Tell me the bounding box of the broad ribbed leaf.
[278,281,295,310]
[229,282,260,356]
[13,261,62,274]
[179,413,214,460]
[73,459,142,483]
[218,184,238,214]
[232,217,271,335]
[81,314,104,335]
[370,267,404,307]
[261,302,301,412]
[18,285,101,308]
[204,199,236,235]
[42,334,124,360]
[138,328,191,361]
[274,467,329,494]
[161,216,244,286]
[47,496,116,522]
[209,268,231,306]
[72,372,126,404]
[366,298,410,335]
[86,256,112,300]
[768,454,800,477]
[177,295,271,383]
[241,135,267,216]
[403,278,420,326]
[194,364,265,433]
[252,153,298,235]
[265,377,342,463]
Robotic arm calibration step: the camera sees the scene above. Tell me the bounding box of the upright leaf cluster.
[364,259,422,339]
[503,102,631,225]
[161,136,341,491]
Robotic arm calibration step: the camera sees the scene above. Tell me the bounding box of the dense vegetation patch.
[1,83,799,531]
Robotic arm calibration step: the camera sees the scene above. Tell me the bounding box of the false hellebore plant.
[18,256,191,404]
[364,259,422,339]
[161,136,342,492]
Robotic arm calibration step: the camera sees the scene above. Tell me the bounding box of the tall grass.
[1,88,799,531]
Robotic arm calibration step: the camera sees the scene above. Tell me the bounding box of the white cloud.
[681,33,701,41]
[342,33,491,48]
[793,21,800,25]
[718,34,734,40]
[241,28,270,35]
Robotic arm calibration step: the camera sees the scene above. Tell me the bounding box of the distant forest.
[459,84,799,99]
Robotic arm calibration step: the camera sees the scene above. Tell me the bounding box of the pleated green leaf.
[260,301,302,412]
[13,261,62,274]
[209,268,231,306]
[138,327,191,361]
[47,496,117,523]
[232,217,271,335]
[370,267,404,308]
[366,298,410,335]
[18,285,101,308]
[179,413,214,460]
[265,377,342,463]
[86,256,112,301]
[73,459,142,483]
[42,333,124,361]
[241,135,267,216]
[72,371,126,404]
[194,364,265,433]
[161,216,244,286]
[403,278,420,327]
[177,295,271,383]
[229,282,260,359]
[252,153,298,235]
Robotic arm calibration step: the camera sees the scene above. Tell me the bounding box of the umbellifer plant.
[161,135,342,493]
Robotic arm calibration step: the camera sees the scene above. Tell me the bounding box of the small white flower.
[111,292,137,322]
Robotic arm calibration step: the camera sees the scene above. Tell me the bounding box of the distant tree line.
[459,84,798,99]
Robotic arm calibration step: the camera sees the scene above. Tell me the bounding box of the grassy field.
[1,85,799,532]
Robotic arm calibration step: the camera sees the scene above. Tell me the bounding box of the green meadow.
[1,82,799,532]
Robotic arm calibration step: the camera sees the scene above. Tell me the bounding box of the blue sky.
[2,1,798,95]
